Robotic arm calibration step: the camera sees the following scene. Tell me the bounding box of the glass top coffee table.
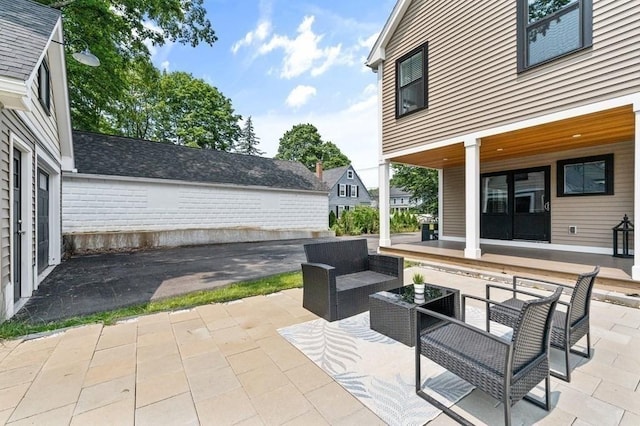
[369,284,460,347]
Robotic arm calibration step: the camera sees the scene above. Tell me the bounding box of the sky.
[146,0,396,188]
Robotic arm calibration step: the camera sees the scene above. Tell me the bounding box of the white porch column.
[632,101,640,280]
[379,159,391,247]
[464,137,481,259]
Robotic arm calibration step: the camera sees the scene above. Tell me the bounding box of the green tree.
[391,165,439,214]
[275,124,349,171]
[153,72,242,150]
[39,0,217,132]
[111,59,161,139]
[236,116,265,155]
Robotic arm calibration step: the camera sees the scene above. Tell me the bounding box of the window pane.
[514,171,545,213]
[527,5,580,66]
[482,175,508,213]
[399,52,422,87]
[528,0,577,24]
[399,80,424,114]
[564,160,606,194]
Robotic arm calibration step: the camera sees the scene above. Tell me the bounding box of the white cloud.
[231,20,272,54]
[252,84,380,188]
[160,61,170,71]
[286,85,317,108]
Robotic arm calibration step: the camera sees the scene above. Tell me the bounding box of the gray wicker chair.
[416,287,562,426]
[301,239,403,321]
[487,266,599,382]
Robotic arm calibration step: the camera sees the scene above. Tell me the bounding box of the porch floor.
[379,237,638,294]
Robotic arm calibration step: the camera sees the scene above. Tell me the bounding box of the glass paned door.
[481,167,550,241]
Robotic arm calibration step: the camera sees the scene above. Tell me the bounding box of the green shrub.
[328,210,336,228]
[390,210,420,233]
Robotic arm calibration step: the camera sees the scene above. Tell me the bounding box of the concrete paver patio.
[0,267,639,425]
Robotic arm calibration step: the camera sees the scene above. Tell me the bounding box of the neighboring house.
[63,131,331,252]
[0,0,71,319]
[389,187,416,213]
[367,1,640,278]
[320,164,372,218]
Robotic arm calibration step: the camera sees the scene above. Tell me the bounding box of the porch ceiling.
[390,105,635,169]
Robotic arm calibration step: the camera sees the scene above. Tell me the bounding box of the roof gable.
[321,165,350,188]
[366,0,411,70]
[0,0,60,82]
[71,131,328,192]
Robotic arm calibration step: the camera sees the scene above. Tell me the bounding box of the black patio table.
[369,283,460,346]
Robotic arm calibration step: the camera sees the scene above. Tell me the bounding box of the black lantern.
[612,214,633,258]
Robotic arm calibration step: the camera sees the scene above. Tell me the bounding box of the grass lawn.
[0,271,302,340]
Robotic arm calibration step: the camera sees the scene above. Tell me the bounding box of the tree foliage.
[153,72,241,149]
[109,67,241,150]
[38,0,217,132]
[391,165,439,214]
[275,124,350,171]
[235,116,265,155]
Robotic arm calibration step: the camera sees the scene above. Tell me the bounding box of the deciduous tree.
[38,0,217,132]
[391,165,439,214]
[275,124,350,171]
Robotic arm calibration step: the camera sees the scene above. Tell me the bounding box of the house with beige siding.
[367,1,640,279]
[0,0,72,319]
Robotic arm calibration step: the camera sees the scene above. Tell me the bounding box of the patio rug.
[278,307,511,426]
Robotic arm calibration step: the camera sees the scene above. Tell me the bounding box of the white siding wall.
[62,175,328,233]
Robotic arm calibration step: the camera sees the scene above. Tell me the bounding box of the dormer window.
[38,60,51,114]
[518,0,592,71]
[396,42,428,118]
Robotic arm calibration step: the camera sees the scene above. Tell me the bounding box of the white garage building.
[63,131,331,253]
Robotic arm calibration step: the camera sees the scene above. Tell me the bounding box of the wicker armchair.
[416,287,562,426]
[301,239,403,321]
[487,266,599,381]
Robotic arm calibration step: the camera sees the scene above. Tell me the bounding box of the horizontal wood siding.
[442,167,465,238]
[441,141,633,248]
[381,0,640,154]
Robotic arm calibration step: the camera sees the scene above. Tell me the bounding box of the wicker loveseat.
[301,239,403,321]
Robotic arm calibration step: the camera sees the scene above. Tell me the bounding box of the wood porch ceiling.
[389,105,635,169]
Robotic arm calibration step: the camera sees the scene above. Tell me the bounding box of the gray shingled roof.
[72,131,328,192]
[322,165,350,188]
[390,186,412,197]
[0,0,60,81]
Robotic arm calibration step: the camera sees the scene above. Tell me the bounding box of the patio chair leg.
[504,394,511,426]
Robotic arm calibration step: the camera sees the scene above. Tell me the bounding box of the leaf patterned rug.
[278,307,510,426]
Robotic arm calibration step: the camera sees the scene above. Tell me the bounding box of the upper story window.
[518,0,592,71]
[38,60,51,114]
[396,42,428,118]
[350,185,358,198]
[338,184,346,197]
[346,170,354,179]
[557,154,613,196]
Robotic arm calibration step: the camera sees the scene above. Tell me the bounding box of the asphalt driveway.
[15,234,420,323]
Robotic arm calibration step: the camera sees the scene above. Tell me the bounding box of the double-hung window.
[396,42,428,117]
[338,184,346,197]
[518,0,592,71]
[350,185,358,198]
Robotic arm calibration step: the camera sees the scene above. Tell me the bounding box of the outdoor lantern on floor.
[612,214,634,258]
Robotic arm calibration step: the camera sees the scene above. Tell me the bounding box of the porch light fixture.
[572,134,582,138]
[51,39,100,67]
[496,148,504,151]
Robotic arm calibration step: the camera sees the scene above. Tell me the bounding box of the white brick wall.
[62,175,328,233]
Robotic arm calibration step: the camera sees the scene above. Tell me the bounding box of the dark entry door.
[37,169,49,274]
[13,149,22,302]
[481,166,550,242]
[513,168,550,240]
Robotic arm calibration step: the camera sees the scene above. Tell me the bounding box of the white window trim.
[350,185,358,198]
[338,184,346,197]
[347,170,354,179]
